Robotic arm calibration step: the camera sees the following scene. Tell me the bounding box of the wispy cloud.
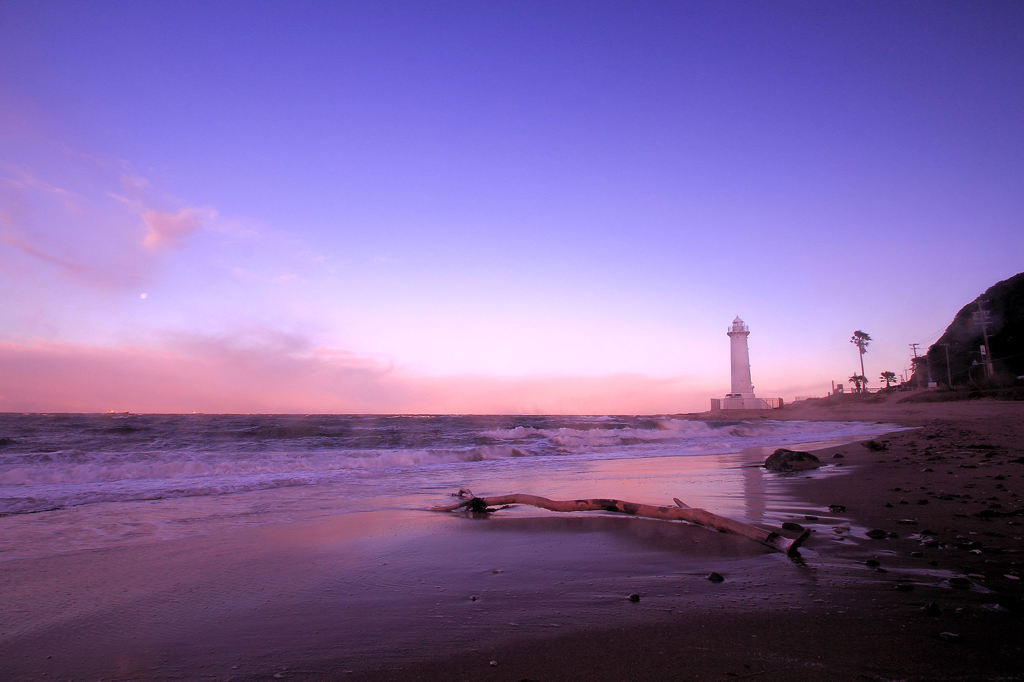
[1,150,220,290]
[141,206,216,250]
[119,173,151,193]
[0,166,140,288]
[0,162,74,199]
[108,172,217,250]
[0,231,121,283]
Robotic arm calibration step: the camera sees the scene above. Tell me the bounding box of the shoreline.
[362,397,1024,681]
[1,399,1021,681]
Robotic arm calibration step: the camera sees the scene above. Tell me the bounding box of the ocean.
[0,413,901,561]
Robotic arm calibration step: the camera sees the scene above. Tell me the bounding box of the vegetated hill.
[918,272,1024,386]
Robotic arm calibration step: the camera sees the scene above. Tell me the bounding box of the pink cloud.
[0,161,211,289]
[142,206,215,249]
[0,337,713,414]
[0,337,401,414]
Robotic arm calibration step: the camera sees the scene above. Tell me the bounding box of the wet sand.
[2,396,1022,681]
[367,397,1024,681]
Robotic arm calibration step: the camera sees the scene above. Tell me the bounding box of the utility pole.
[939,343,952,387]
[973,301,994,378]
[909,343,921,386]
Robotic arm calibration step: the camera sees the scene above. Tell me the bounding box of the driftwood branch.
[431,490,810,556]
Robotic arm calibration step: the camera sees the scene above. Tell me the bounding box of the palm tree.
[880,370,897,388]
[848,374,866,392]
[850,330,871,392]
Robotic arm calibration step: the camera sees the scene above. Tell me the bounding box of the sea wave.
[0,444,535,487]
[482,418,718,450]
[0,414,904,516]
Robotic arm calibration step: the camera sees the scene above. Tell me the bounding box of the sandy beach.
[6,2,1023,681]
[2,396,1022,681]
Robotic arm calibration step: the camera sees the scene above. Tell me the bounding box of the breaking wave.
[0,414,902,516]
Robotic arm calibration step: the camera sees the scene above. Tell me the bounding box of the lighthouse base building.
[710,316,772,411]
[715,394,771,410]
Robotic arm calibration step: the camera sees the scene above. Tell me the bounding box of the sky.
[1,1,1022,414]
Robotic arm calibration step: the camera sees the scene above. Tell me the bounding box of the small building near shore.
[710,316,773,411]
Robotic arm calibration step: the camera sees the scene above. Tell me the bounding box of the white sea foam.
[0,414,904,517]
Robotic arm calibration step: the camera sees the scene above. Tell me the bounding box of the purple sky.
[1,1,1022,413]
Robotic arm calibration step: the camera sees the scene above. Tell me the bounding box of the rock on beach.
[764,448,822,472]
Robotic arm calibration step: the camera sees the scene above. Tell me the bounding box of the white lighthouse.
[713,316,771,411]
[728,316,754,397]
